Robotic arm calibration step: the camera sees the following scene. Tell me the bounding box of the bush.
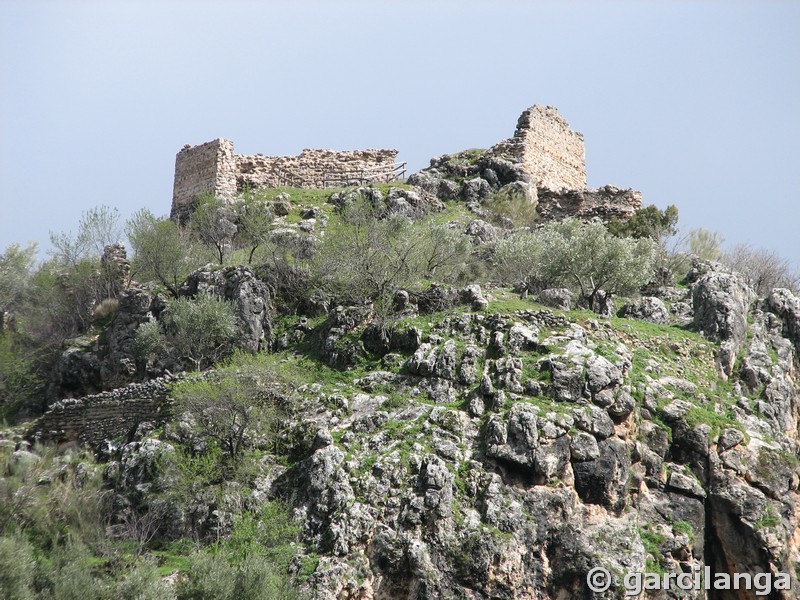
[415,222,472,283]
[0,333,42,420]
[315,199,422,319]
[177,552,300,600]
[135,296,237,371]
[176,500,302,600]
[483,184,538,228]
[171,371,282,462]
[35,540,111,600]
[723,244,799,295]
[114,560,174,600]
[190,195,238,265]
[92,298,119,325]
[176,552,236,600]
[0,533,36,600]
[0,242,37,316]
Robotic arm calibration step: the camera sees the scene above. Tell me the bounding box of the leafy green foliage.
[0,332,42,420]
[135,296,237,371]
[190,195,238,264]
[495,218,657,306]
[234,192,275,265]
[316,199,423,319]
[723,243,800,295]
[172,375,274,461]
[126,209,207,297]
[483,184,537,227]
[49,205,122,266]
[687,228,724,262]
[0,242,38,315]
[0,533,36,600]
[415,221,472,282]
[608,204,678,241]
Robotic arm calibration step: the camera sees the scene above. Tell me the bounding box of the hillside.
[0,106,799,599]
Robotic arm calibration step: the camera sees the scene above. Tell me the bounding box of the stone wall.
[236,148,399,189]
[488,105,587,191]
[171,140,399,220]
[171,139,237,221]
[536,185,642,222]
[27,376,177,450]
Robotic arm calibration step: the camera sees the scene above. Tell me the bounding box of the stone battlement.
[171,140,399,221]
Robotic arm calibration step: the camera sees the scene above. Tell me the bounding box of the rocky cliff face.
[61,260,799,599]
[47,265,271,400]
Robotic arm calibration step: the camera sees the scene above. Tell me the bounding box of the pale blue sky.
[1,1,798,264]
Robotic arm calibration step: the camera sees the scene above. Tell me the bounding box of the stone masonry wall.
[488,105,587,191]
[236,148,399,189]
[171,139,237,221]
[171,140,399,220]
[27,376,178,450]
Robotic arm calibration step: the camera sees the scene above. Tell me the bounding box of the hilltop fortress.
[171,104,641,222]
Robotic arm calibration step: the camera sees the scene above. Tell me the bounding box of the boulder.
[619,296,669,324]
[537,288,575,310]
[691,260,755,375]
[180,265,272,353]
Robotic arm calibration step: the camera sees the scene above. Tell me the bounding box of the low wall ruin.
[171,140,400,221]
[27,376,177,450]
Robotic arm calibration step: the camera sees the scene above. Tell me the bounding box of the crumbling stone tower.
[171,139,238,222]
[487,104,587,191]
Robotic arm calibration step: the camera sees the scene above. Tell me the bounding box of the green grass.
[755,504,781,530]
[671,520,695,542]
[152,542,196,576]
[639,526,667,574]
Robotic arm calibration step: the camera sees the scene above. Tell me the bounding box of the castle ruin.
[171,140,402,221]
[486,104,587,191]
[170,104,640,222]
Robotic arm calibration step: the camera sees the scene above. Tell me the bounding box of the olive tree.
[316,199,421,320]
[171,362,287,462]
[234,195,275,265]
[415,222,472,282]
[494,218,657,310]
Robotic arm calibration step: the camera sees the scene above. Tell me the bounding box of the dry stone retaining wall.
[28,376,178,449]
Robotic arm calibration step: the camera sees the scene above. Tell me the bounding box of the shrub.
[172,372,280,461]
[114,560,174,600]
[415,222,472,283]
[135,296,237,371]
[92,298,119,324]
[0,332,42,421]
[36,540,111,600]
[0,533,36,600]
[723,243,799,295]
[316,199,422,319]
[190,195,238,265]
